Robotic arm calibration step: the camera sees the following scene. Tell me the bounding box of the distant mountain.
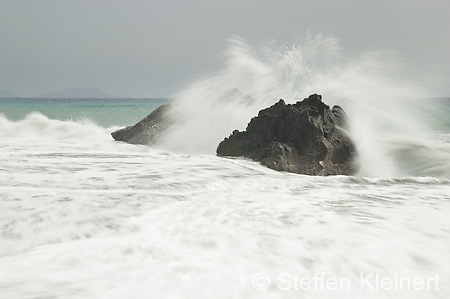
[35,87,112,98]
[0,90,21,98]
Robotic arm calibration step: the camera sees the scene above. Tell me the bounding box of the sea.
[0,35,449,299]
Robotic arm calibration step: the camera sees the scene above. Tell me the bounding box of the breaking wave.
[0,112,115,143]
[157,33,450,178]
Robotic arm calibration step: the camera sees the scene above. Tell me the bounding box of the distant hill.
[35,87,112,98]
[0,90,21,98]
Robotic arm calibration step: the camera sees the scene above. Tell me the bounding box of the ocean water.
[1,35,450,299]
[0,98,168,127]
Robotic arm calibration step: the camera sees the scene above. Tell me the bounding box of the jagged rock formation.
[216,94,358,175]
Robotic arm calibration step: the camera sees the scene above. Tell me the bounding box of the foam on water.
[0,131,449,298]
[0,34,450,299]
[0,112,115,143]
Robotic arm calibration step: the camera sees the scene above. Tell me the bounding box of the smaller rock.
[111,103,173,145]
[331,105,350,129]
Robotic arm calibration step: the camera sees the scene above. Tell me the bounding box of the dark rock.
[111,103,173,145]
[331,105,350,130]
[216,94,358,175]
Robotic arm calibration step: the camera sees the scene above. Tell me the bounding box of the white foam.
[0,112,115,143]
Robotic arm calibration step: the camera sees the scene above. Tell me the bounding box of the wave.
[386,136,450,178]
[0,112,116,143]
[1,32,449,179]
[156,33,450,178]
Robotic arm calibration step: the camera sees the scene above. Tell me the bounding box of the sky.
[1,0,449,98]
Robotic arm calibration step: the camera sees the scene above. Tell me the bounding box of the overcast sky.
[1,0,449,97]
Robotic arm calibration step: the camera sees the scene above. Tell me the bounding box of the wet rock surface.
[216,94,358,175]
[111,103,173,145]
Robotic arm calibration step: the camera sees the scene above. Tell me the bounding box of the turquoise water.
[0,98,170,127]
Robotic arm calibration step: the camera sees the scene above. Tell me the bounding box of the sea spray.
[158,33,448,178]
